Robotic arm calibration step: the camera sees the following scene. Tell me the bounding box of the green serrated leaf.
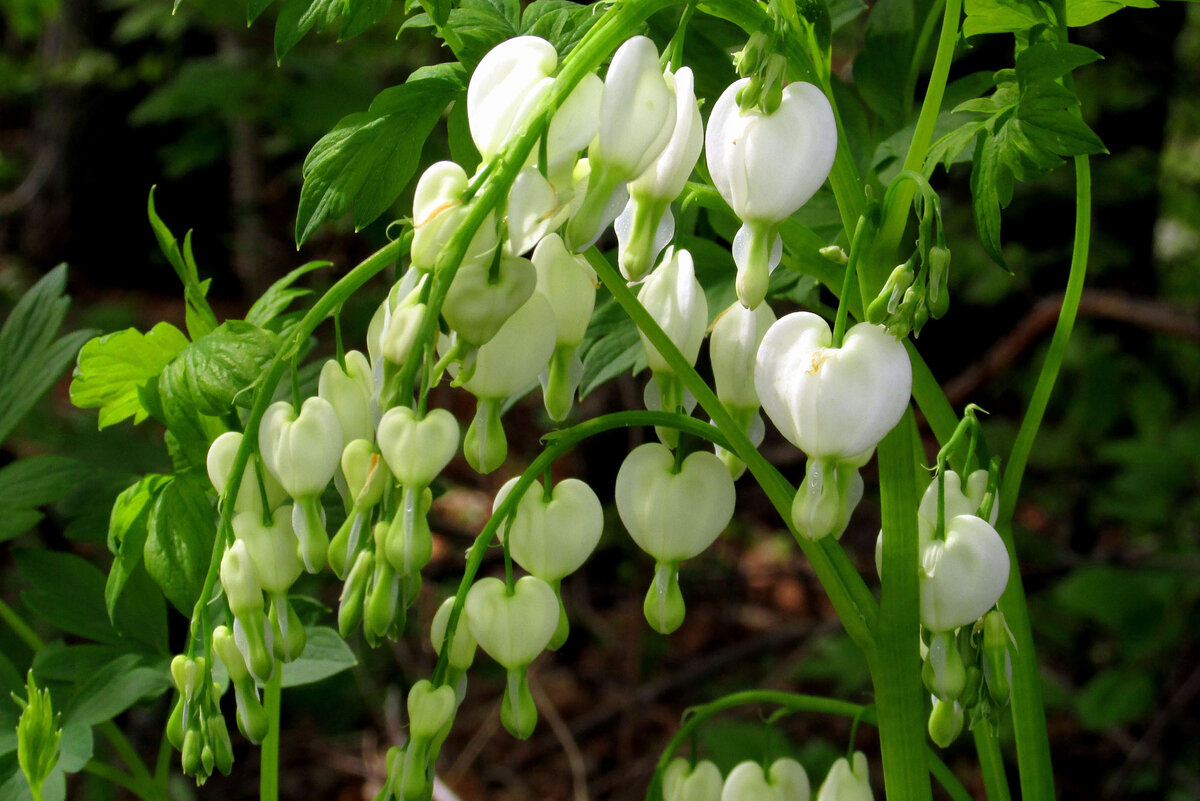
[248,0,277,23]
[341,0,391,38]
[279,627,357,687]
[66,654,171,728]
[147,189,218,340]
[962,0,1051,37]
[275,0,345,61]
[0,266,96,445]
[1066,0,1156,28]
[0,458,93,543]
[1014,40,1102,85]
[69,322,189,429]
[104,475,170,624]
[520,0,600,54]
[970,130,1009,269]
[143,472,216,615]
[158,321,278,417]
[15,549,120,645]
[246,261,328,326]
[1019,109,1106,157]
[296,68,464,245]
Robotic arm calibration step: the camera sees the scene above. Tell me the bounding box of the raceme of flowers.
[158,32,1009,793]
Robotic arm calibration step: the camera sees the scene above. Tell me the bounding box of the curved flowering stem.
[430,411,733,685]
[392,0,680,408]
[643,690,974,801]
[583,248,880,648]
[184,236,406,663]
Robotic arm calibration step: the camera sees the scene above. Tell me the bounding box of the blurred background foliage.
[1,0,1199,799]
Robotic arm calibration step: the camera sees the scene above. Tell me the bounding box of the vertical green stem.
[974,726,1013,801]
[871,414,933,801]
[994,156,1090,801]
[872,0,963,292]
[260,661,283,801]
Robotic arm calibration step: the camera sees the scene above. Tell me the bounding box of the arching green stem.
[431,411,732,685]
[644,690,972,801]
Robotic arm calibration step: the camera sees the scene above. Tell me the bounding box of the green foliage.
[932,5,1108,266]
[0,457,93,544]
[0,267,96,446]
[142,472,217,615]
[246,261,330,327]
[158,321,279,417]
[69,322,190,429]
[104,474,171,623]
[295,64,466,245]
[279,627,359,687]
[13,671,61,800]
[147,188,218,340]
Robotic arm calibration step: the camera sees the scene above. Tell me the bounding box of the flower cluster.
[664,751,874,801]
[168,27,939,794]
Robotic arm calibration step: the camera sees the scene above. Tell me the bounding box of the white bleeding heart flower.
[721,758,811,801]
[710,301,776,413]
[566,36,677,251]
[664,758,724,801]
[232,507,303,596]
[615,66,704,281]
[637,247,708,377]
[220,539,262,617]
[376,406,460,488]
[468,36,558,162]
[442,254,537,347]
[465,575,560,670]
[876,468,1000,578]
[920,514,1011,632]
[816,752,873,801]
[406,679,458,741]
[367,268,425,371]
[410,161,498,273]
[431,597,477,671]
[615,442,736,564]
[318,350,377,445]
[461,291,558,401]
[207,431,287,515]
[533,234,597,349]
[493,476,603,582]
[755,312,911,462]
[258,398,344,499]
[706,78,837,309]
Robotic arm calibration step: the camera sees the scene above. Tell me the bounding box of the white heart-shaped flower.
[258,398,344,498]
[615,442,735,563]
[465,575,560,670]
[664,758,724,801]
[721,759,810,801]
[920,514,1011,632]
[376,406,459,488]
[755,312,911,461]
[494,476,603,581]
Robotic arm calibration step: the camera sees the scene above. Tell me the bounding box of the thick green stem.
[974,726,1013,801]
[871,415,932,801]
[260,661,283,801]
